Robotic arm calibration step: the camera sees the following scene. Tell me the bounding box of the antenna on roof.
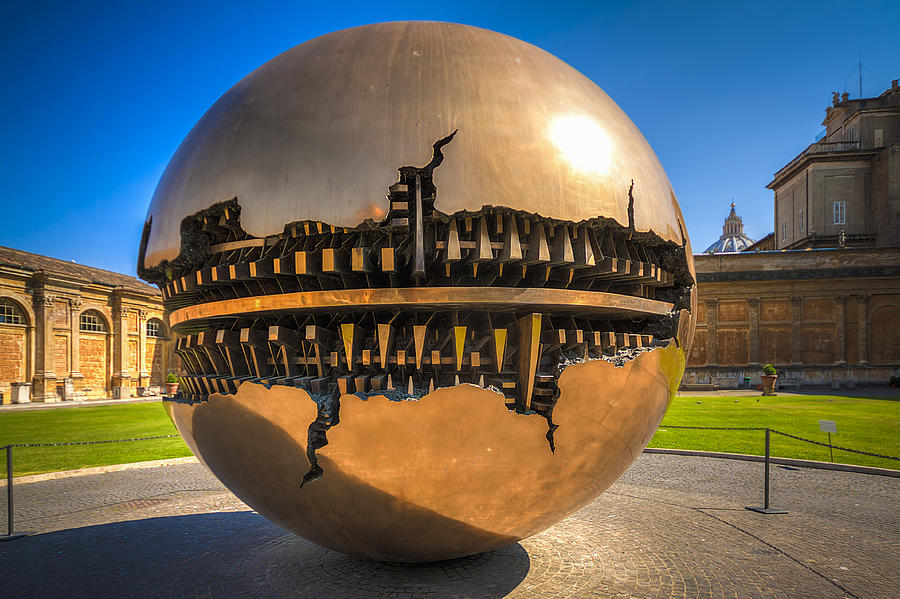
[858,45,863,98]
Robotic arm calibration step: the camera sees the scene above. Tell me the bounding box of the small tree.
[166,372,179,383]
[762,363,777,376]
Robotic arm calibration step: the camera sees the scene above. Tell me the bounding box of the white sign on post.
[819,420,837,434]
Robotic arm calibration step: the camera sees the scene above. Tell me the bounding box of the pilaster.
[138,308,150,387]
[858,294,870,365]
[69,297,84,380]
[834,295,848,366]
[31,290,58,401]
[112,292,133,398]
[791,296,803,365]
[747,297,760,366]
[705,299,718,366]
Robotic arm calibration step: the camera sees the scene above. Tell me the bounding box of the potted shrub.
[761,364,778,396]
[164,373,180,396]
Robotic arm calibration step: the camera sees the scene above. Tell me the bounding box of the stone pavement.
[1,454,897,598]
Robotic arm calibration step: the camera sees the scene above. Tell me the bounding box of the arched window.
[0,298,26,325]
[146,318,164,338]
[80,310,107,333]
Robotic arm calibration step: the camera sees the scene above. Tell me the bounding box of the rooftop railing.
[774,139,863,181]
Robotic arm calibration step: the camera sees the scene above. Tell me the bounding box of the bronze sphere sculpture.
[139,21,696,562]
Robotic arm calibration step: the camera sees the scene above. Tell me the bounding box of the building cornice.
[697,264,900,283]
[694,247,900,279]
[767,149,878,190]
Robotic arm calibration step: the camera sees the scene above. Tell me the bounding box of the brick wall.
[54,334,68,375]
[759,326,791,365]
[686,249,900,386]
[0,329,25,392]
[716,329,749,366]
[146,338,166,385]
[871,305,900,364]
[687,329,707,366]
[128,338,139,372]
[50,302,69,327]
[80,334,107,393]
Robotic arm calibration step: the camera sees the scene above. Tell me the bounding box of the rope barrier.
[1,434,182,539]
[659,425,900,461]
[6,427,895,460]
[661,425,766,431]
[1,424,896,539]
[8,434,180,448]
[768,429,899,461]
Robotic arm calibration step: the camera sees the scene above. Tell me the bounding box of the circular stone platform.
[3,454,897,598]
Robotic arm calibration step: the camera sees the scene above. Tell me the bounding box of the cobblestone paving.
[1,455,897,598]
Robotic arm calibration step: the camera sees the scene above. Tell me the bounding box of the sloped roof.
[0,246,159,295]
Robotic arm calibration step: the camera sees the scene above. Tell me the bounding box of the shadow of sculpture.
[3,512,530,598]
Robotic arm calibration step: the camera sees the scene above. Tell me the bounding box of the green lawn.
[650,395,900,470]
[1,395,898,477]
[0,402,191,477]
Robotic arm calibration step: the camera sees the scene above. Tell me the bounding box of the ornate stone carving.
[33,292,55,307]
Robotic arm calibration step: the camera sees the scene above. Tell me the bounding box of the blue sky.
[1,1,897,276]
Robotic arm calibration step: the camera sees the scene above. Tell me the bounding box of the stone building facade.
[686,81,900,389]
[769,80,900,250]
[684,243,900,388]
[0,246,171,402]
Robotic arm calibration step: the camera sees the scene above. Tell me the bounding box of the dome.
[141,21,686,269]
[704,203,756,254]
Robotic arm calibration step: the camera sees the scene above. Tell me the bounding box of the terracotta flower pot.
[761,374,778,396]
[165,382,180,396]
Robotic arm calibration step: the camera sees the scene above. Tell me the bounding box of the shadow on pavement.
[2,511,531,598]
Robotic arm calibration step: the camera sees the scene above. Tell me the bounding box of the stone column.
[112,299,133,398]
[706,299,718,366]
[138,308,149,389]
[25,324,35,383]
[31,291,57,402]
[858,294,870,365]
[791,296,803,365]
[748,297,760,366]
[834,296,848,366]
[69,298,84,380]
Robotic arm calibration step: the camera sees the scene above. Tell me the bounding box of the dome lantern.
[705,202,756,253]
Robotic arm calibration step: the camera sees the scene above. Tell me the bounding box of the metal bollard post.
[6,445,11,534]
[1,445,33,541]
[746,429,787,515]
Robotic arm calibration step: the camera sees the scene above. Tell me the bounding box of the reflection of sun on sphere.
[549,115,614,175]
[138,21,696,562]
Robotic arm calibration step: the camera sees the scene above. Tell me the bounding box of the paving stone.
[1,454,896,598]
